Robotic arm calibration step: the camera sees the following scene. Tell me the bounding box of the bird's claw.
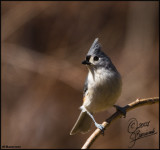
[113,104,126,118]
[95,123,105,136]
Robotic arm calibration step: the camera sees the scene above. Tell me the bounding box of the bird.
[70,38,122,135]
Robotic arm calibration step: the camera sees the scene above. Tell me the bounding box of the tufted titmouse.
[70,38,122,135]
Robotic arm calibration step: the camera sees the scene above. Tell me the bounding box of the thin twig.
[81,97,159,149]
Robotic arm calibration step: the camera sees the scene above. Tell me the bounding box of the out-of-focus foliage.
[1,1,159,149]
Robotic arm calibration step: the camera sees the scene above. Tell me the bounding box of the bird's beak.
[82,60,91,65]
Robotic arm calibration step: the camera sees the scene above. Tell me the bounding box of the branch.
[81,97,159,149]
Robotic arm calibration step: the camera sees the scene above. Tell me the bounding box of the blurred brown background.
[1,1,159,149]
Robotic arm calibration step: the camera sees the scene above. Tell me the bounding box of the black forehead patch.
[86,55,91,61]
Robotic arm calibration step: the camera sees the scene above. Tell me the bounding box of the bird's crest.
[87,38,101,56]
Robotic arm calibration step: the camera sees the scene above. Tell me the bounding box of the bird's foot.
[113,104,126,118]
[95,123,105,136]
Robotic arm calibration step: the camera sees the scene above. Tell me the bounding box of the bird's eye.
[86,55,91,61]
[94,56,99,61]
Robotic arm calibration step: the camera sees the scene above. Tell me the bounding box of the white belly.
[83,69,122,113]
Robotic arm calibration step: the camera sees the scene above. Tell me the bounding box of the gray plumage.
[70,38,122,135]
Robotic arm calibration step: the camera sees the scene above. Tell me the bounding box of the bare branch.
[81,97,159,149]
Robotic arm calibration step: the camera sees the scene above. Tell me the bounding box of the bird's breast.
[83,69,122,113]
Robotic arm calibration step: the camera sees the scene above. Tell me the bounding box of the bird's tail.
[70,111,92,135]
